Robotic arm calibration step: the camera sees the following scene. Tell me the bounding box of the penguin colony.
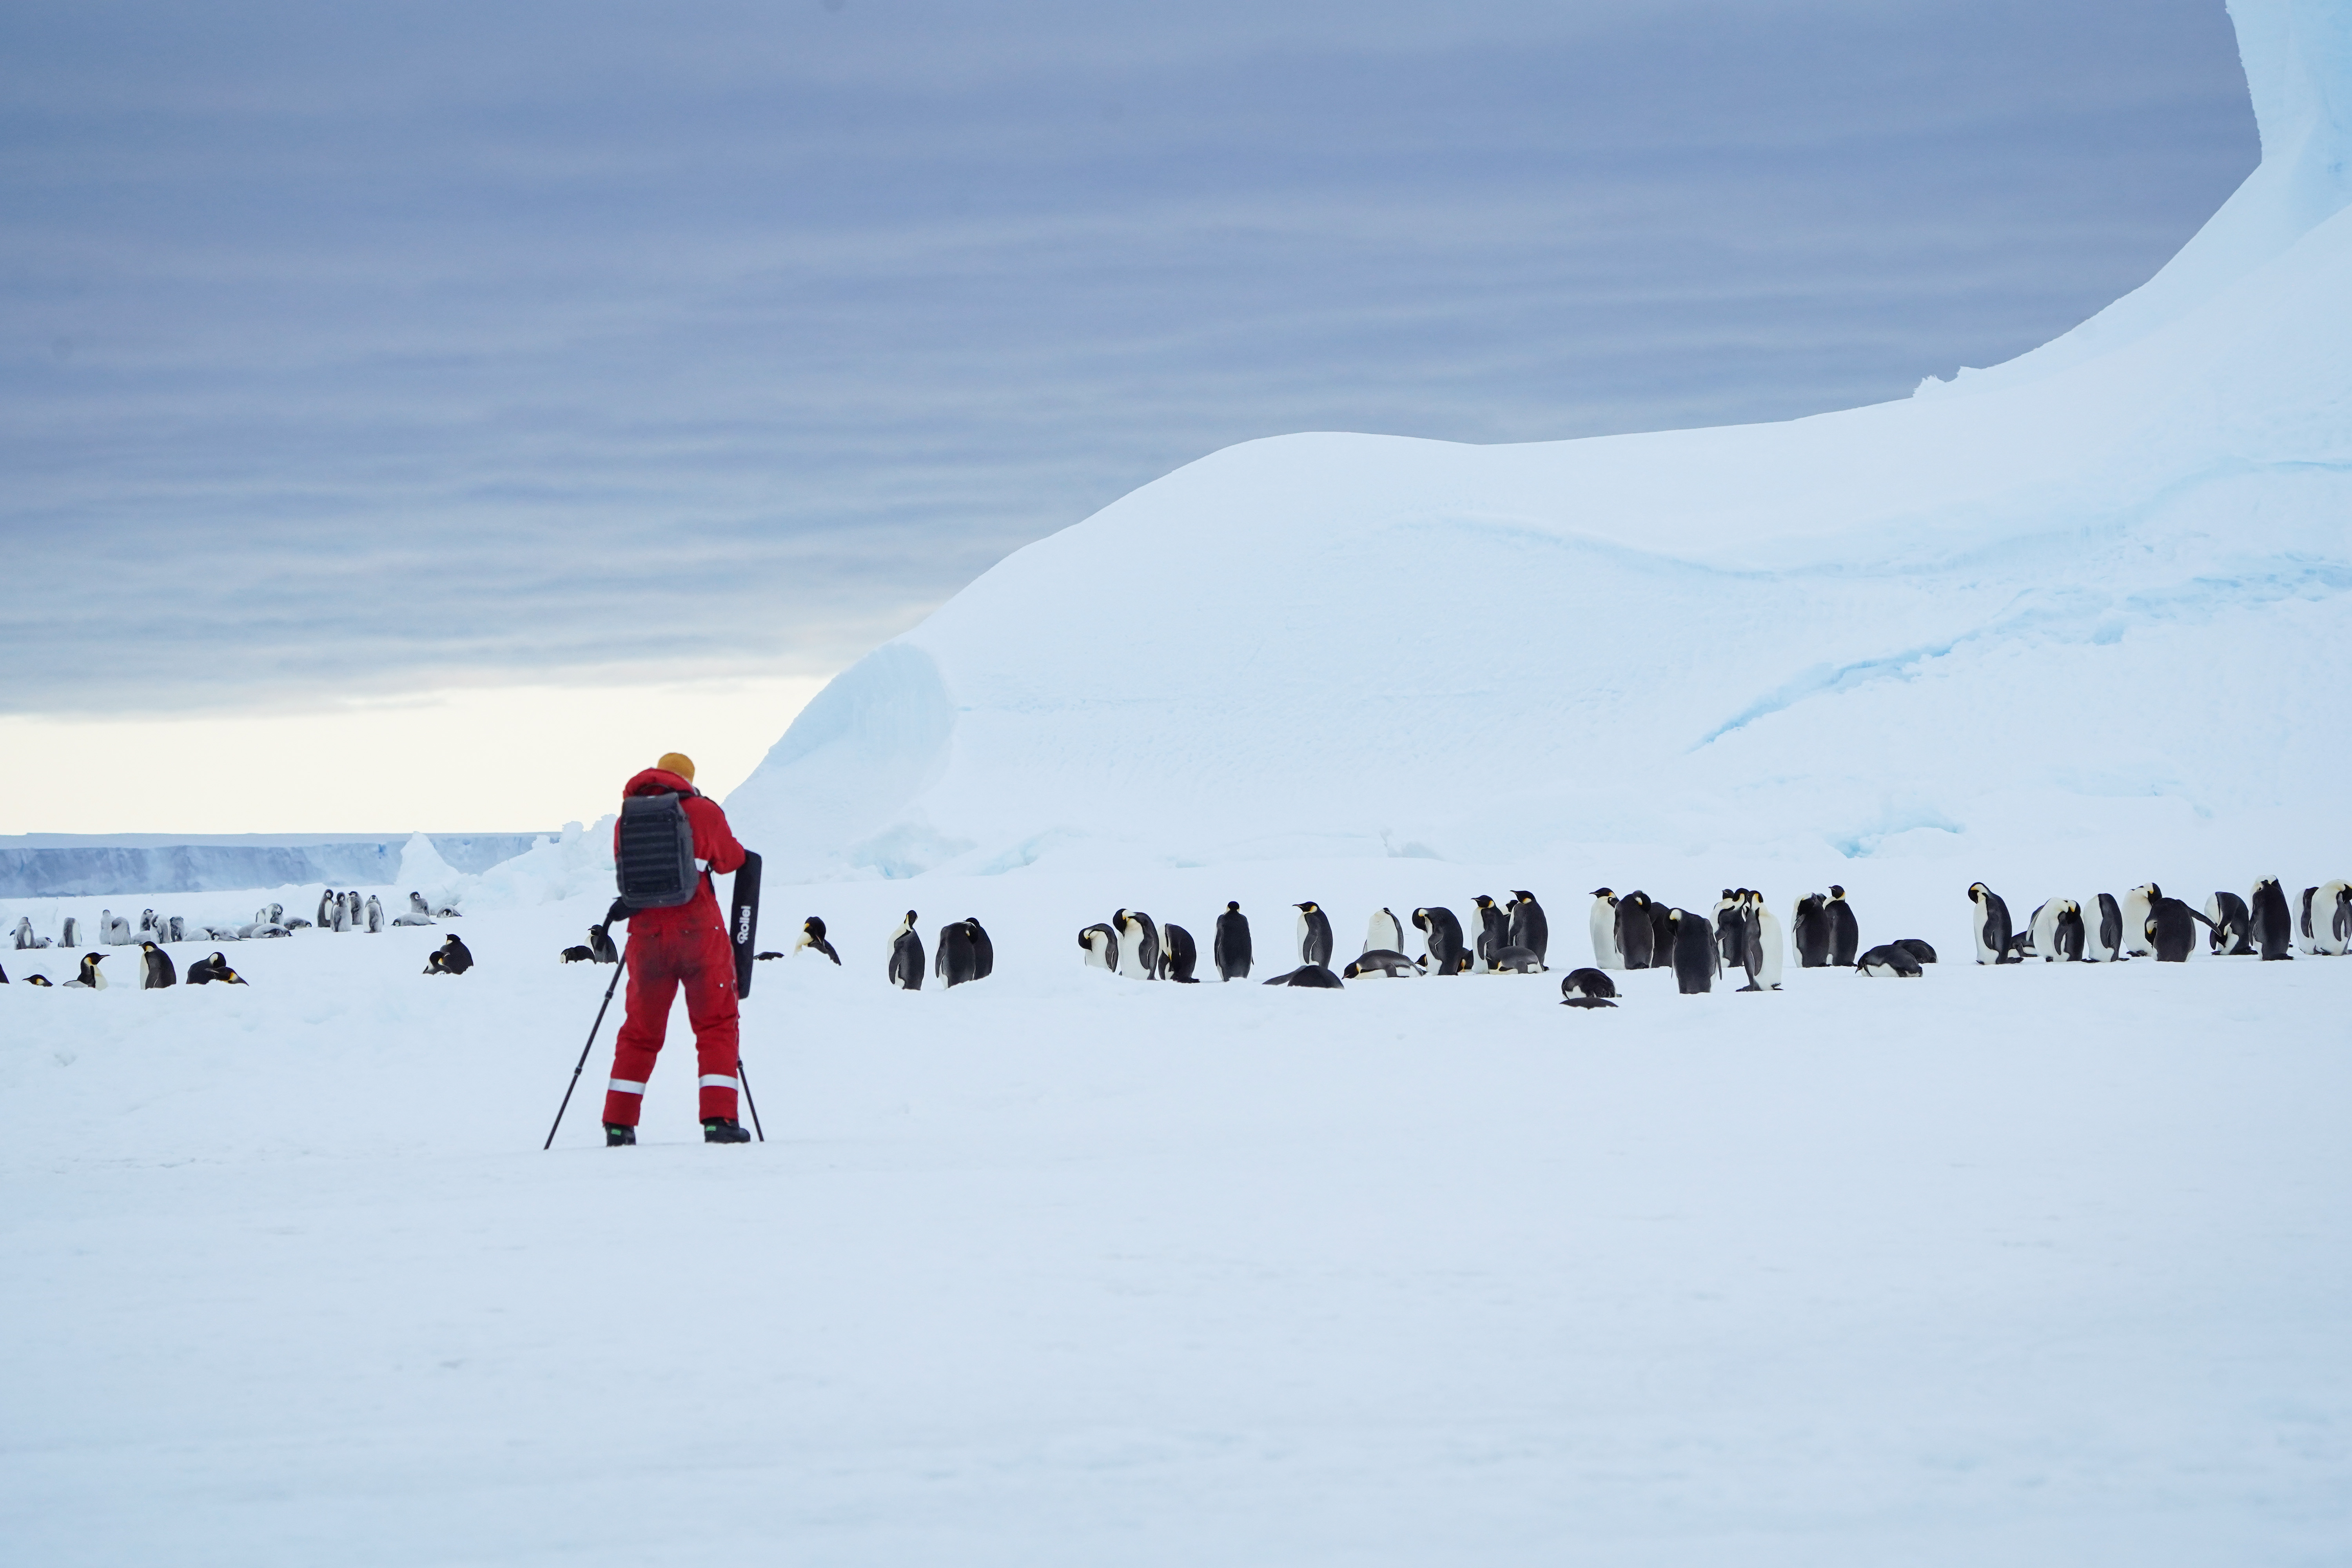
[6,888,464,987]
[15,872,2343,999]
[1967,877,2352,965]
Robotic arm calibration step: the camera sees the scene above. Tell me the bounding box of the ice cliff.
[729,0,2352,878]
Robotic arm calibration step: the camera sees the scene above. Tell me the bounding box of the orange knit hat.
[656,751,696,782]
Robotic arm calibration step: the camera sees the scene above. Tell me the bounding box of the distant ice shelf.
[0,834,551,898]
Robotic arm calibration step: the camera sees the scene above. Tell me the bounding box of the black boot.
[702,1118,751,1144]
[604,1123,636,1147]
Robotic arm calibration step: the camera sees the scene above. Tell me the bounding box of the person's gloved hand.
[604,897,632,927]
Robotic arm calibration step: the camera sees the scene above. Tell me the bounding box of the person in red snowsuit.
[601,753,751,1145]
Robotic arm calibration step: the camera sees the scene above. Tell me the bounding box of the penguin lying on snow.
[1263,964,1344,989]
[793,916,840,965]
[1342,949,1418,979]
[1559,968,1618,1008]
[1892,938,1938,965]
[26,971,54,985]
[1857,943,1924,977]
[64,953,109,989]
[887,912,924,990]
[424,935,475,975]
[560,945,597,964]
[1488,945,1545,975]
[186,951,247,985]
[391,891,437,927]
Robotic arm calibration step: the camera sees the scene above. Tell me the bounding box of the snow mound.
[728,0,2352,880]
[457,818,616,912]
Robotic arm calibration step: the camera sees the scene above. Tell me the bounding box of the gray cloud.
[0,0,2255,712]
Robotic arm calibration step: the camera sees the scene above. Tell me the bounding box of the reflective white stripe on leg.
[608,1078,647,1095]
[699,1074,740,1091]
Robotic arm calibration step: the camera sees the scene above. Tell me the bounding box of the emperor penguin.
[966,918,995,979]
[1114,909,1161,979]
[1857,943,1924,977]
[2122,885,2159,957]
[1668,908,1715,995]
[13,916,49,950]
[1364,907,1405,957]
[1159,923,1200,982]
[588,922,622,964]
[1587,889,1622,969]
[2143,894,2211,962]
[1967,883,2017,964]
[317,889,336,929]
[100,910,133,946]
[1613,893,1655,971]
[1467,895,1507,973]
[1751,893,1784,991]
[59,916,80,948]
[1213,902,1253,981]
[2319,880,2352,956]
[2086,893,2126,962]
[25,972,53,986]
[2203,891,2252,955]
[137,941,177,989]
[1892,938,1938,965]
[934,919,979,987]
[187,951,247,985]
[795,916,841,964]
[1645,898,1675,969]
[1294,902,1334,969]
[887,911,925,989]
[1342,950,1419,979]
[1079,922,1117,969]
[1263,963,1344,988]
[1488,946,1545,975]
[2028,898,2063,960]
[1412,906,1467,974]
[64,952,109,989]
[424,933,475,974]
[2247,878,2296,960]
[2299,886,2322,953]
[1791,895,1830,967]
[137,909,162,942]
[1825,886,1859,967]
[365,894,385,934]
[1559,968,1618,1008]
[1504,892,1548,968]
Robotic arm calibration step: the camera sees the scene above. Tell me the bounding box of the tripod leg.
[545,940,629,1149]
[737,1056,766,1142]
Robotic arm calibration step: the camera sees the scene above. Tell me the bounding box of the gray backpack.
[615,791,700,909]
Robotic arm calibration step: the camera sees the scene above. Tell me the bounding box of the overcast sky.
[0,1,2261,828]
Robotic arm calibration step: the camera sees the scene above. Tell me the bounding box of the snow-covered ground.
[5,856,2349,1564]
[13,4,2351,1561]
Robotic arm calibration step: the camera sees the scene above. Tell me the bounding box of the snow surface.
[725,0,2352,883]
[14,4,2352,1561]
[6,859,2351,1564]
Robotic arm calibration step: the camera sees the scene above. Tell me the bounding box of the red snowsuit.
[601,767,748,1127]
